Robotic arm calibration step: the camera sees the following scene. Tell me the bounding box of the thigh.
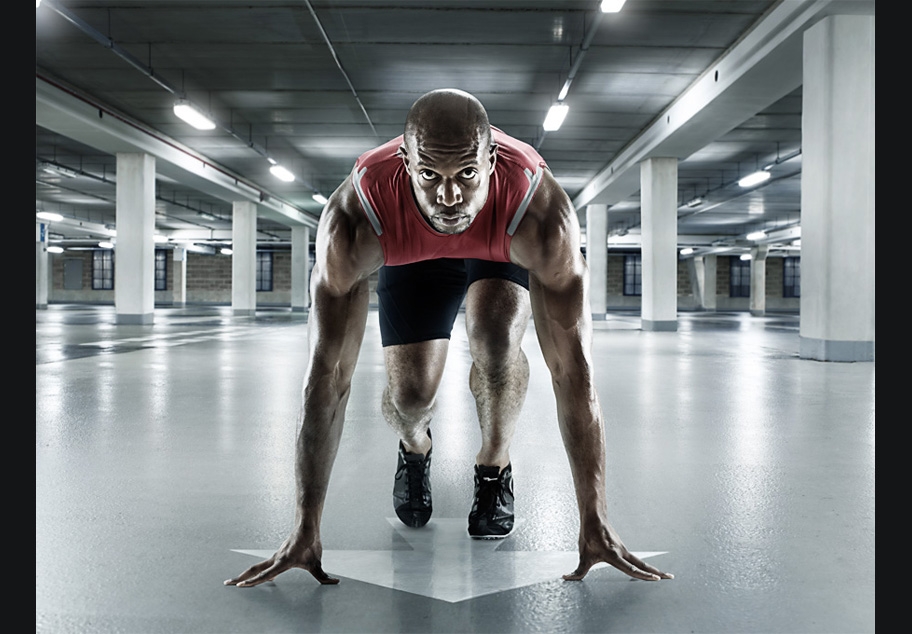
[377,259,468,347]
[464,267,531,368]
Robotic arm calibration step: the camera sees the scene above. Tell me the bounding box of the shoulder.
[509,169,585,281]
[314,176,384,293]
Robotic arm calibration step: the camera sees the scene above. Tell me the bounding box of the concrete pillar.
[800,15,875,362]
[232,200,257,316]
[115,153,156,325]
[693,255,717,311]
[36,222,49,309]
[291,226,311,312]
[585,204,608,319]
[172,247,187,306]
[640,157,678,331]
[750,245,769,317]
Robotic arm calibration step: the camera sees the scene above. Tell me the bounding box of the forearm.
[292,279,369,532]
[552,376,610,525]
[530,272,609,524]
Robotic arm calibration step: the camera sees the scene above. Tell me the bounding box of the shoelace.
[406,459,429,504]
[477,474,509,511]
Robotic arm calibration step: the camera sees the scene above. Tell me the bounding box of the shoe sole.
[468,528,513,540]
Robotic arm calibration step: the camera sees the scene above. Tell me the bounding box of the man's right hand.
[224,529,339,587]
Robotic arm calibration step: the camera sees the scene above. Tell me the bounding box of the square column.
[800,15,875,361]
[232,201,257,316]
[750,245,769,317]
[36,222,49,309]
[172,248,187,306]
[640,157,678,331]
[291,226,311,312]
[585,204,608,319]
[694,255,717,311]
[115,153,156,325]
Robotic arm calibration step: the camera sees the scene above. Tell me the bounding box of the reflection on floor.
[37,305,874,633]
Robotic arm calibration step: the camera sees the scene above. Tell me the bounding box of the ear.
[399,144,410,169]
[488,143,498,174]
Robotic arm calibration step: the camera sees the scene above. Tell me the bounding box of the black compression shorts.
[378,258,529,347]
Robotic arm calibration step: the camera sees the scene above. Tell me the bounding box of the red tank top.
[352,127,547,265]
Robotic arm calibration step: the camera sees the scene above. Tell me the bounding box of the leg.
[382,339,448,454]
[465,277,532,470]
[377,259,468,527]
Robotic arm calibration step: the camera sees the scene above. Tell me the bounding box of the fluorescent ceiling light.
[543,104,569,132]
[738,170,771,188]
[221,248,233,255]
[173,100,216,130]
[740,254,752,261]
[312,193,328,205]
[270,164,295,182]
[47,246,64,254]
[600,0,627,13]
[98,241,114,249]
[680,248,694,256]
[36,211,63,222]
[746,231,767,241]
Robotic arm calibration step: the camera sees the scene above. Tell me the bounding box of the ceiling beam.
[36,75,319,231]
[573,0,872,210]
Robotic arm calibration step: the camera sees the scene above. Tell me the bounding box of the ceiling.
[35,0,875,258]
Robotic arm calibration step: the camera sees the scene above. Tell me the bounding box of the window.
[783,257,801,298]
[92,249,114,290]
[155,250,168,291]
[256,251,273,291]
[730,257,750,297]
[623,254,642,296]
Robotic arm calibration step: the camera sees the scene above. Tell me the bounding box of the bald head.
[404,89,492,151]
[399,89,498,234]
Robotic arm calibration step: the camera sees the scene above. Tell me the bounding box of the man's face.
[401,132,497,234]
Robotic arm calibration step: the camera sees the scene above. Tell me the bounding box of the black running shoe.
[393,436,432,528]
[468,463,514,539]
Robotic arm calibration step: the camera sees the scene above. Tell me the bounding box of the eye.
[460,168,478,180]
[419,169,438,181]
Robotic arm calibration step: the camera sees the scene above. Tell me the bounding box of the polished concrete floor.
[36,304,875,633]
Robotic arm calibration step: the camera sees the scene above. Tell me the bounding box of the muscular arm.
[511,171,672,582]
[226,178,383,587]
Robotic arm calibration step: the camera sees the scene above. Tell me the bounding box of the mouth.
[436,213,465,225]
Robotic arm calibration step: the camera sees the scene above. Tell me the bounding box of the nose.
[436,179,463,207]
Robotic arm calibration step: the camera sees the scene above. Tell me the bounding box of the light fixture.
[680,247,694,256]
[221,248,233,255]
[173,99,216,130]
[600,0,627,13]
[270,164,295,182]
[746,230,767,241]
[543,103,570,132]
[312,193,328,205]
[36,211,63,222]
[738,170,771,188]
[685,196,704,208]
[740,254,752,261]
[47,246,64,254]
[98,241,114,249]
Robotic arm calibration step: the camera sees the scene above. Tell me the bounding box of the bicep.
[306,182,381,377]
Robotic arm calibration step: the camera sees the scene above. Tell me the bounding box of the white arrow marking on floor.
[233,517,668,603]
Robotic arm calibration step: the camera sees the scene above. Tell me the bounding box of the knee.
[467,320,526,377]
[384,381,436,422]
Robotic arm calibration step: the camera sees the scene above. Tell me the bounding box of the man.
[225,89,673,587]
